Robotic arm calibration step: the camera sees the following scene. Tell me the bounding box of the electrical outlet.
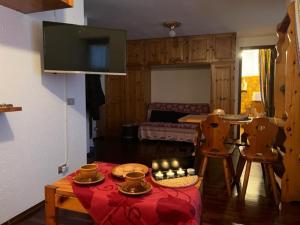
[58,164,68,174]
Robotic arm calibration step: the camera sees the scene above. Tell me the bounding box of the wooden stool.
[237,117,280,205]
[198,115,235,196]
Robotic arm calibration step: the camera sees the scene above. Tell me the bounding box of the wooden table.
[45,177,88,225]
[178,114,207,124]
[178,114,253,125]
[45,167,203,225]
[178,114,286,127]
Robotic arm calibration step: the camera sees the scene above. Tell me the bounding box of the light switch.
[67,98,75,105]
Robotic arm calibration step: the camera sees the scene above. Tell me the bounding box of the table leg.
[45,185,57,225]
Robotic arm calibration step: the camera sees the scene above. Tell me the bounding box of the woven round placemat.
[151,175,199,188]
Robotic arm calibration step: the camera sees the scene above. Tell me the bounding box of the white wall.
[151,67,211,103]
[237,35,278,48]
[0,1,86,223]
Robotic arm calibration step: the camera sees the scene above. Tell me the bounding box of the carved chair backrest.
[201,115,230,154]
[243,117,278,157]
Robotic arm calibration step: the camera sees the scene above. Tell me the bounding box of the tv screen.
[43,21,127,75]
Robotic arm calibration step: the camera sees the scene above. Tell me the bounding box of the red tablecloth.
[70,162,202,225]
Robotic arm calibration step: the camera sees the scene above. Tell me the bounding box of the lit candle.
[152,161,159,170]
[155,171,164,180]
[177,168,185,177]
[161,160,169,170]
[187,168,195,176]
[171,159,179,169]
[166,169,175,178]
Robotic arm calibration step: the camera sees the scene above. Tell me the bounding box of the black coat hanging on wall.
[85,75,105,120]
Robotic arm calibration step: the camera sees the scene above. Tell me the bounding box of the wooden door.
[127,40,144,66]
[165,37,189,64]
[144,39,166,65]
[188,36,212,63]
[125,68,151,123]
[105,75,126,137]
[211,33,236,62]
[211,63,234,113]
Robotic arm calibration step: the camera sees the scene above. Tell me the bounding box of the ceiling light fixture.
[163,21,181,37]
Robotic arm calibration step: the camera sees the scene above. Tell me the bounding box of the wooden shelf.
[0,107,22,113]
[0,0,73,14]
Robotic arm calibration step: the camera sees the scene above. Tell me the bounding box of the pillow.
[172,111,189,122]
[149,110,189,123]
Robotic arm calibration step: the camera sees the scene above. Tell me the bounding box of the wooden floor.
[13,138,300,225]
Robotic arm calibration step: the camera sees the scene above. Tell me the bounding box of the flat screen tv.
[43,21,127,75]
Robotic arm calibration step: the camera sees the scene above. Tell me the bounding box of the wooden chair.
[237,117,280,204]
[198,114,235,196]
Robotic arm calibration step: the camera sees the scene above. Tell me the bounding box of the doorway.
[238,46,276,116]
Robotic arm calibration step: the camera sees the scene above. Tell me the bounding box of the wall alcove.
[104,33,236,136]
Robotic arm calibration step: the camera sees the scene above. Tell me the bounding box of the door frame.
[237,45,276,114]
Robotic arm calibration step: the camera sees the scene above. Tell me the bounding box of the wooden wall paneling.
[143,68,151,120]
[105,75,126,137]
[144,39,166,65]
[127,40,144,66]
[212,33,236,62]
[137,67,151,122]
[281,2,300,202]
[211,63,234,113]
[124,68,148,123]
[136,69,150,122]
[188,36,212,63]
[139,68,151,122]
[165,37,189,64]
[124,69,136,123]
[274,15,290,119]
[0,0,73,13]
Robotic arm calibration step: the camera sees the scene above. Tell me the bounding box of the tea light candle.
[155,171,164,180]
[171,159,179,169]
[166,169,175,178]
[152,161,159,170]
[177,168,185,177]
[187,168,195,176]
[161,160,169,170]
